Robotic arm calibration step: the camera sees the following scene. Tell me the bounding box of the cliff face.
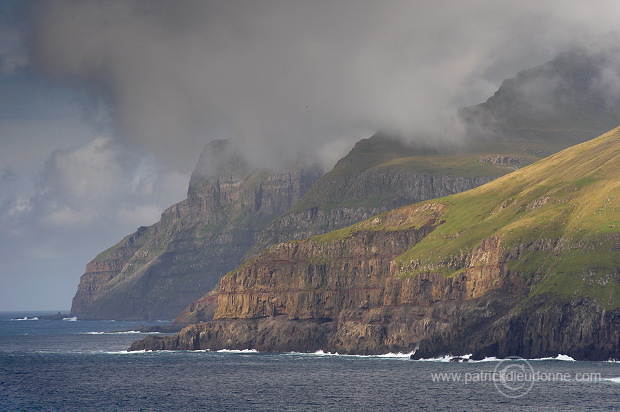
[131,212,527,355]
[73,134,518,322]
[216,204,444,321]
[71,141,321,320]
[131,127,620,360]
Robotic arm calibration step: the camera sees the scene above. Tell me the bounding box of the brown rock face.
[216,229,432,321]
[174,292,219,325]
[129,204,503,353]
[206,222,521,331]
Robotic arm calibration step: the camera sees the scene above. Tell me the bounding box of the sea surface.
[1,311,619,411]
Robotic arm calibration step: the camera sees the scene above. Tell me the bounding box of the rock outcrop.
[131,127,620,360]
[71,140,321,320]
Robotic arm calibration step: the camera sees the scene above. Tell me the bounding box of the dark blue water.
[1,311,619,411]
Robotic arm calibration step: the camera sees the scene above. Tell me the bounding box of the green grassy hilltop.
[358,126,620,309]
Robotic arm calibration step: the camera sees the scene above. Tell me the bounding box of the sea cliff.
[131,127,620,360]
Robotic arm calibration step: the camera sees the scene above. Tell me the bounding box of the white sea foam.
[414,354,473,362]
[414,355,452,362]
[603,377,620,383]
[11,316,38,321]
[289,350,415,359]
[216,349,259,354]
[309,350,369,357]
[311,350,339,356]
[374,352,415,358]
[533,354,576,361]
[413,353,577,362]
[62,317,78,321]
[85,331,143,335]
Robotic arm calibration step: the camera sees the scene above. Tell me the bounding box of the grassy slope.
[392,126,620,309]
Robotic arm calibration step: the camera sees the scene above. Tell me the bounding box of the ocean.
[1,311,619,411]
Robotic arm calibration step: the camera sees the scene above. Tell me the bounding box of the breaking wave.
[414,354,467,362]
[62,317,78,321]
[103,350,147,354]
[534,354,576,361]
[11,316,38,321]
[413,354,576,362]
[288,350,415,359]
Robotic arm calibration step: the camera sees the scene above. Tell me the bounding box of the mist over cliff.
[4,0,620,310]
[28,0,620,171]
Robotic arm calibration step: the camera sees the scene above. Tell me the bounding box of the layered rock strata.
[132,218,620,359]
[131,129,620,360]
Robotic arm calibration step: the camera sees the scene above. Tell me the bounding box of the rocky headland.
[70,140,322,320]
[131,127,620,360]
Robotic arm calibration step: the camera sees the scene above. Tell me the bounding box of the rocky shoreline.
[129,294,620,361]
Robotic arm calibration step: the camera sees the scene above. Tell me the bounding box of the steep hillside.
[243,134,521,259]
[178,134,540,324]
[71,141,321,320]
[133,127,620,360]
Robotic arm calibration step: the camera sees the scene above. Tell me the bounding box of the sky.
[2,0,620,311]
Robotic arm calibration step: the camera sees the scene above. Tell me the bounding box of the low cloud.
[28,0,620,172]
[4,137,187,232]
[0,136,187,309]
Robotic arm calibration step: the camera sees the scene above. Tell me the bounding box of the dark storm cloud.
[28,0,620,172]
